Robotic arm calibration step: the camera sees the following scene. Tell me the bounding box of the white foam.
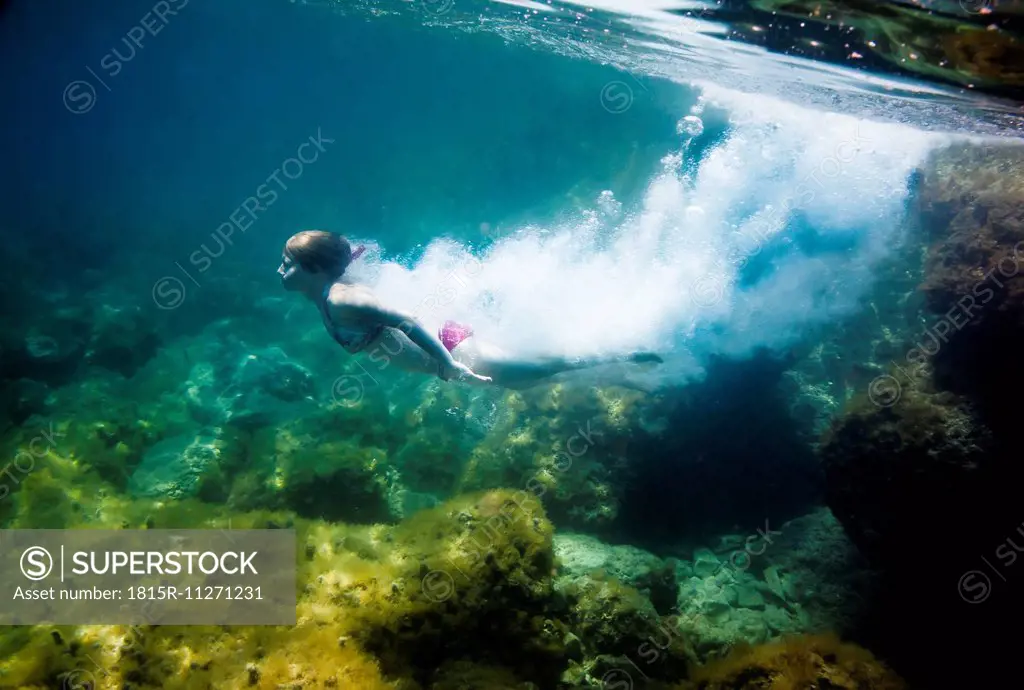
[357,90,946,386]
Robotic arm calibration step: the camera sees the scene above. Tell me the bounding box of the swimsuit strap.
[318,283,337,332]
[320,282,383,352]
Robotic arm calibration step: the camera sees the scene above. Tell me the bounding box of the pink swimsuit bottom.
[439,320,474,352]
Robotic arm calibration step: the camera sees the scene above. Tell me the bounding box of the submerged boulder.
[127,429,236,501]
[821,142,1024,574]
[554,532,681,617]
[85,303,161,378]
[245,413,395,523]
[678,632,906,690]
[11,330,84,386]
[915,142,1024,425]
[821,374,994,571]
[309,489,694,688]
[457,385,644,533]
[819,142,1024,687]
[185,345,317,429]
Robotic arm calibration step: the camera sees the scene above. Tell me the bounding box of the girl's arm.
[330,294,491,383]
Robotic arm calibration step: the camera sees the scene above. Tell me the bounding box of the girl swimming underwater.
[278,230,661,389]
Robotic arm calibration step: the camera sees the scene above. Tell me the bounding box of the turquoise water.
[2,0,1024,688]
[3,0,960,370]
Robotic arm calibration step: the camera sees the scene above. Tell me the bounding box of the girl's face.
[278,249,307,291]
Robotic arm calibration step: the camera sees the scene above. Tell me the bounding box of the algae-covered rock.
[302,488,693,687]
[816,143,1024,688]
[916,142,1024,331]
[555,533,681,617]
[127,429,231,501]
[429,660,537,689]
[913,142,1024,423]
[556,572,695,684]
[679,632,907,690]
[821,368,993,571]
[329,489,565,685]
[185,346,316,429]
[457,384,644,532]
[0,467,907,690]
[239,409,395,523]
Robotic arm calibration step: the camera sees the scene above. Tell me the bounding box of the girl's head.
[278,230,353,290]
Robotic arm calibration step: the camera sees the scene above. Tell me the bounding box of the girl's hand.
[440,361,492,383]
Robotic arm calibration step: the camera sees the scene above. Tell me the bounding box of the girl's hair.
[284,230,353,276]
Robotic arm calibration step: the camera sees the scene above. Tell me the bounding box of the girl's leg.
[452,338,661,390]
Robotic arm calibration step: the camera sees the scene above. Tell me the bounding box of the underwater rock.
[0,477,908,689]
[457,385,641,533]
[691,549,721,578]
[735,585,765,610]
[25,334,62,360]
[22,363,207,496]
[822,142,1024,583]
[762,566,787,602]
[558,574,695,684]
[317,488,694,687]
[554,532,681,616]
[817,143,1024,687]
[322,489,568,685]
[779,369,841,443]
[677,564,778,659]
[384,472,441,521]
[241,411,394,524]
[389,385,480,502]
[762,507,878,634]
[673,506,874,662]
[761,604,794,634]
[5,287,164,384]
[429,660,538,689]
[683,610,771,659]
[85,303,161,378]
[0,378,51,427]
[555,532,667,587]
[679,632,907,689]
[821,375,993,571]
[12,330,83,385]
[701,599,732,619]
[185,346,316,429]
[914,142,1024,415]
[563,632,584,662]
[127,430,228,501]
[233,347,316,404]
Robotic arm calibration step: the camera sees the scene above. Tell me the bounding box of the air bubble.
[597,190,622,218]
[677,115,704,138]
